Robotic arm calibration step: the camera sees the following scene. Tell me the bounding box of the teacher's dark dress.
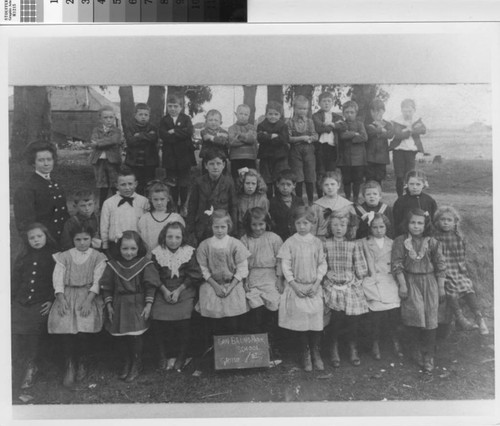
[14,172,69,241]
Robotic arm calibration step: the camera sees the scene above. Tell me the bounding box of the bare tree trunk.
[350,85,378,123]
[242,85,257,124]
[118,86,135,132]
[11,86,52,161]
[147,86,166,129]
[267,85,284,106]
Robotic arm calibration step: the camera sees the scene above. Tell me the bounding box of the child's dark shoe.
[125,357,142,382]
[411,348,424,368]
[349,343,360,366]
[392,339,404,357]
[423,353,434,373]
[302,348,313,372]
[75,360,87,382]
[119,358,131,380]
[311,346,324,371]
[372,341,381,360]
[329,341,340,368]
[20,362,38,390]
[478,317,489,335]
[455,312,478,331]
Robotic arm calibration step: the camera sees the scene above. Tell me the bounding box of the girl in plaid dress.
[433,206,488,334]
[392,208,446,373]
[277,206,327,372]
[322,210,369,367]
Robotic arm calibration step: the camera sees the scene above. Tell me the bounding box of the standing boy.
[338,100,368,203]
[257,101,290,199]
[159,94,196,212]
[228,104,258,182]
[365,98,394,185]
[89,106,123,208]
[268,169,305,241]
[312,91,347,197]
[124,103,159,195]
[287,95,318,206]
[100,167,149,251]
[389,99,427,197]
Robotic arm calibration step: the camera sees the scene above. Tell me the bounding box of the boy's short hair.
[98,105,115,117]
[291,205,316,224]
[293,95,309,108]
[167,94,183,106]
[210,209,233,233]
[370,98,386,111]
[73,189,95,204]
[204,148,227,163]
[361,180,382,196]
[342,100,359,112]
[205,109,222,122]
[401,99,416,110]
[265,101,284,117]
[24,141,58,166]
[158,221,187,249]
[135,103,150,113]
[318,91,334,102]
[276,169,297,184]
[236,104,251,112]
[320,170,342,187]
[68,223,95,240]
[118,166,137,180]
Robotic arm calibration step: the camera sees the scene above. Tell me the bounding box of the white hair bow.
[362,211,375,225]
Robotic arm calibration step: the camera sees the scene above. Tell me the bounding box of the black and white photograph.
[1,19,498,423]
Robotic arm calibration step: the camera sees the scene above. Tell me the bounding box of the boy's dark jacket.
[159,113,196,170]
[269,194,305,241]
[389,118,426,153]
[186,174,237,242]
[89,125,123,165]
[124,121,159,167]
[337,119,368,167]
[365,119,395,164]
[312,110,347,147]
[257,119,289,159]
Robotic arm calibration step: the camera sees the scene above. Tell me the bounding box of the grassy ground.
[9,129,495,405]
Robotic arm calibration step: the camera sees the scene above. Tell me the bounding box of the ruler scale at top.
[1,0,246,22]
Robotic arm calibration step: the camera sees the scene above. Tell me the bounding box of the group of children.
[11,92,489,393]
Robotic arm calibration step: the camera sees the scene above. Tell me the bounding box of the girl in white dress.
[361,213,402,360]
[138,181,184,251]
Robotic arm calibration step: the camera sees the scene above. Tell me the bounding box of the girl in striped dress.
[48,224,107,388]
[433,206,488,334]
[322,210,369,367]
[392,208,446,373]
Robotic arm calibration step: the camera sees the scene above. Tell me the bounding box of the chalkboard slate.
[214,333,270,370]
